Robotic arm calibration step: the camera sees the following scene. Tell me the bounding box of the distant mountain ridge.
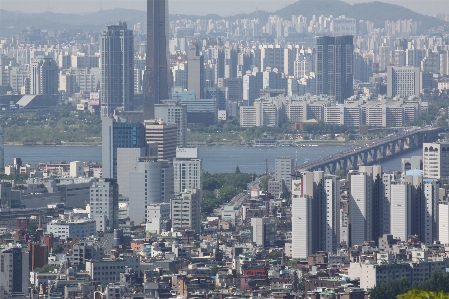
[0,0,446,36]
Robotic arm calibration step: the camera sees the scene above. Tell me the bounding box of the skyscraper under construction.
[145,0,169,120]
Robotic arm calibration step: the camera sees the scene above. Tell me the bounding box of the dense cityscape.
[1,0,449,298]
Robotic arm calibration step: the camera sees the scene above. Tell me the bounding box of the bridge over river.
[297,127,447,174]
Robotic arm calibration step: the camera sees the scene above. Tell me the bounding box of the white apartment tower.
[349,172,372,246]
[390,182,412,241]
[291,178,312,259]
[324,175,341,252]
[173,148,202,194]
[439,201,449,244]
[423,142,449,179]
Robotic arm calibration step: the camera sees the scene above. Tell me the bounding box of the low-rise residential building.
[85,255,141,284]
[46,219,96,240]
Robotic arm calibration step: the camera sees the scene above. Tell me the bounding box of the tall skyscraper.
[100,22,134,116]
[145,0,169,120]
[316,36,354,103]
[187,42,204,100]
[29,56,58,95]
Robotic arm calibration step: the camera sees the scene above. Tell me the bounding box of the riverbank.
[5,142,101,146]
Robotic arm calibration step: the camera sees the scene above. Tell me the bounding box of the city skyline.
[1,0,448,17]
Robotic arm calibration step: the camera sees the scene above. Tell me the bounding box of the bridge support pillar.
[357,154,364,167]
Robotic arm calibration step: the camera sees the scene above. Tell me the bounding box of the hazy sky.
[1,0,447,17]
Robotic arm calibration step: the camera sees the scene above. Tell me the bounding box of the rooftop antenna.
[265,159,270,217]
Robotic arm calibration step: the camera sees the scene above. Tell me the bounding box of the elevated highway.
[297,127,447,174]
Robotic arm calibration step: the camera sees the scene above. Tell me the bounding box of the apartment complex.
[240,94,423,128]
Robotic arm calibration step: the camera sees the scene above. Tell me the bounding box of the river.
[4,144,423,174]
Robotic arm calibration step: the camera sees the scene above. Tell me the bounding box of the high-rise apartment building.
[0,126,3,169]
[423,142,449,179]
[171,189,201,233]
[324,175,341,252]
[173,147,202,194]
[439,201,449,244]
[100,22,134,116]
[144,119,177,160]
[291,171,341,256]
[145,0,169,120]
[387,66,420,98]
[422,180,440,244]
[358,165,383,244]
[187,42,204,100]
[30,56,58,95]
[349,171,372,246]
[390,182,412,241]
[316,36,354,103]
[291,178,312,259]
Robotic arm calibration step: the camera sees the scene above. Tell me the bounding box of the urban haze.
[0,0,449,299]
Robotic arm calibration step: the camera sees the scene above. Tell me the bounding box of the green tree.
[370,278,410,299]
[235,165,241,174]
[52,245,64,254]
[268,250,283,259]
[259,175,271,191]
[27,223,38,232]
[335,169,347,179]
[398,289,449,299]
[34,264,57,273]
[280,190,291,199]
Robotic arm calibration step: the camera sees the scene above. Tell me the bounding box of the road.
[213,177,260,217]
